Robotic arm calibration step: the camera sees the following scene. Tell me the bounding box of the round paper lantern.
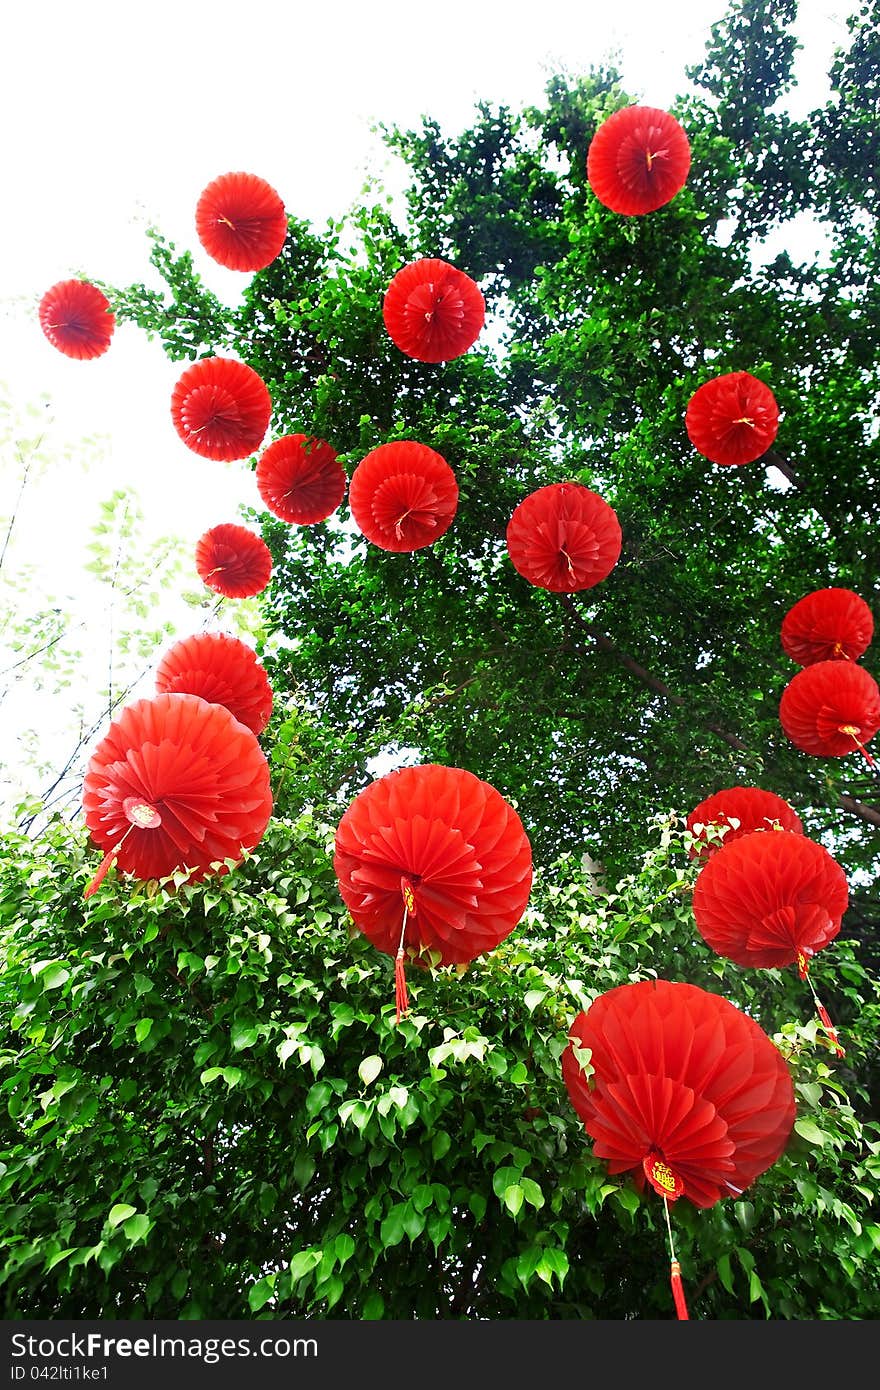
[685,372,779,466]
[779,660,880,766]
[505,482,622,593]
[587,106,691,215]
[82,693,273,898]
[691,829,848,972]
[562,979,795,1317]
[195,171,288,272]
[38,279,115,360]
[348,441,458,552]
[686,786,804,863]
[334,763,533,1019]
[781,588,874,666]
[195,523,272,599]
[155,632,273,736]
[255,434,346,525]
[383,257,485,363]
[171,357,272,461]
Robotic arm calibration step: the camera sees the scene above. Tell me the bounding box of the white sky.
[0,0,853,817]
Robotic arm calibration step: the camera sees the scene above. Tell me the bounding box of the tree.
[1,0,879,1320]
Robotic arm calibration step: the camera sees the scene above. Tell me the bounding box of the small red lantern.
[685,372,779,466]
[505,482,622,593]
[155,632,273,736]
[39,279,115,360]
[171,357,272,461]
[562,979,795,1318]
[348,441,458,552]
[195,171,288,272]
[195,523,272,599]
[383,257,485,362]
[686,786,803,863]
[779,660,880,767]
[781,588,874,666]
[255,434,346,525]
[334,763,533,1021]
[587,106,691,215]
[82,693,273,898]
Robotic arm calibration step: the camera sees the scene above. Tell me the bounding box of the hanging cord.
[838,724,879,780]
[663,1196,689,1321]
[799,955,845,1058]
[395,878,416,1025]
[83,800,162,901]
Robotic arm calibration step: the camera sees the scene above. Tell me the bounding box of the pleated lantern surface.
[195,523,272,599]
[686,786,804,863]
[334,764,533,1018]
[195,171,288,272]
[155,632,273,736]
[383,257,485,362]
[691,829,848,972]
[562,979,796,1210]
[779,660,880,765]
[586,106,691,215]
[685,371,779,466]
[781,587,874,666]
[82,693,273,897]
[39,279,115,360]
[256,434,346,525]
[171,357,272,461]
[348,441,458,552]
[506,482,622,593]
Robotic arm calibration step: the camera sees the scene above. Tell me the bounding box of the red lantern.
[779,660,880,767]
[562,979,795,1317]
[39,279,115,360]
[195,523,272,599]
[685,371,779,466]
[691,829,848,973]
[195,171,288,272]
[686,786,803,863]
[82,693,273,898]
[383,257,485,362]
[348,441,458,552]
[171,357,272,461]
[333,763,533,1021]
[781,587,874,666]
[155,632,273,736]
[505,482,622,593]
[255,434,346,525]
[587,106,691,215]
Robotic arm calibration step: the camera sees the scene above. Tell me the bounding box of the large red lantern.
[348,441,458,552]
[781,587,874,666]
[383,257,485,363]
[155,632,273,736]
[686,785,803,863]
[505,482,622,593]
[586,106,691,216]
[195,171,288,272]
[685,371,779,466]
[333,763,533,1021]
[39,279,115,360]
[255,434,346,525]
[82,693,273,899]
[171,357,272,461]
[562,979,795,1318]
[195,523,272,599]
[779,660,880,768]
[692,829,849,1057]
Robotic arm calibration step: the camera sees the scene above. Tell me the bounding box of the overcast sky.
[0,0,852,816]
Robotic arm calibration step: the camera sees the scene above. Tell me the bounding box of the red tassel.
[395,949,410,1025]
[816,1002,845,1059]
[84,846,120,900]
[670,1259,689,1320]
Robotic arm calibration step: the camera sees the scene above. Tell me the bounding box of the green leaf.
[716,1253,735,1295]
[523,989,547,1012]
[231,1020,260,1051]
[794,1118,826,1146]
[248,1274,276,1313]
[289,1249,322,1284]
[431,1131,451,1161]
[358,1054,383,1087]
[134,1018,153,1044]
[123,1213,151,1244]
[380,1204,407,1248]
[501,1184,524,1217]
[108,1204,137,1228]
[362,1291,384,1319]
